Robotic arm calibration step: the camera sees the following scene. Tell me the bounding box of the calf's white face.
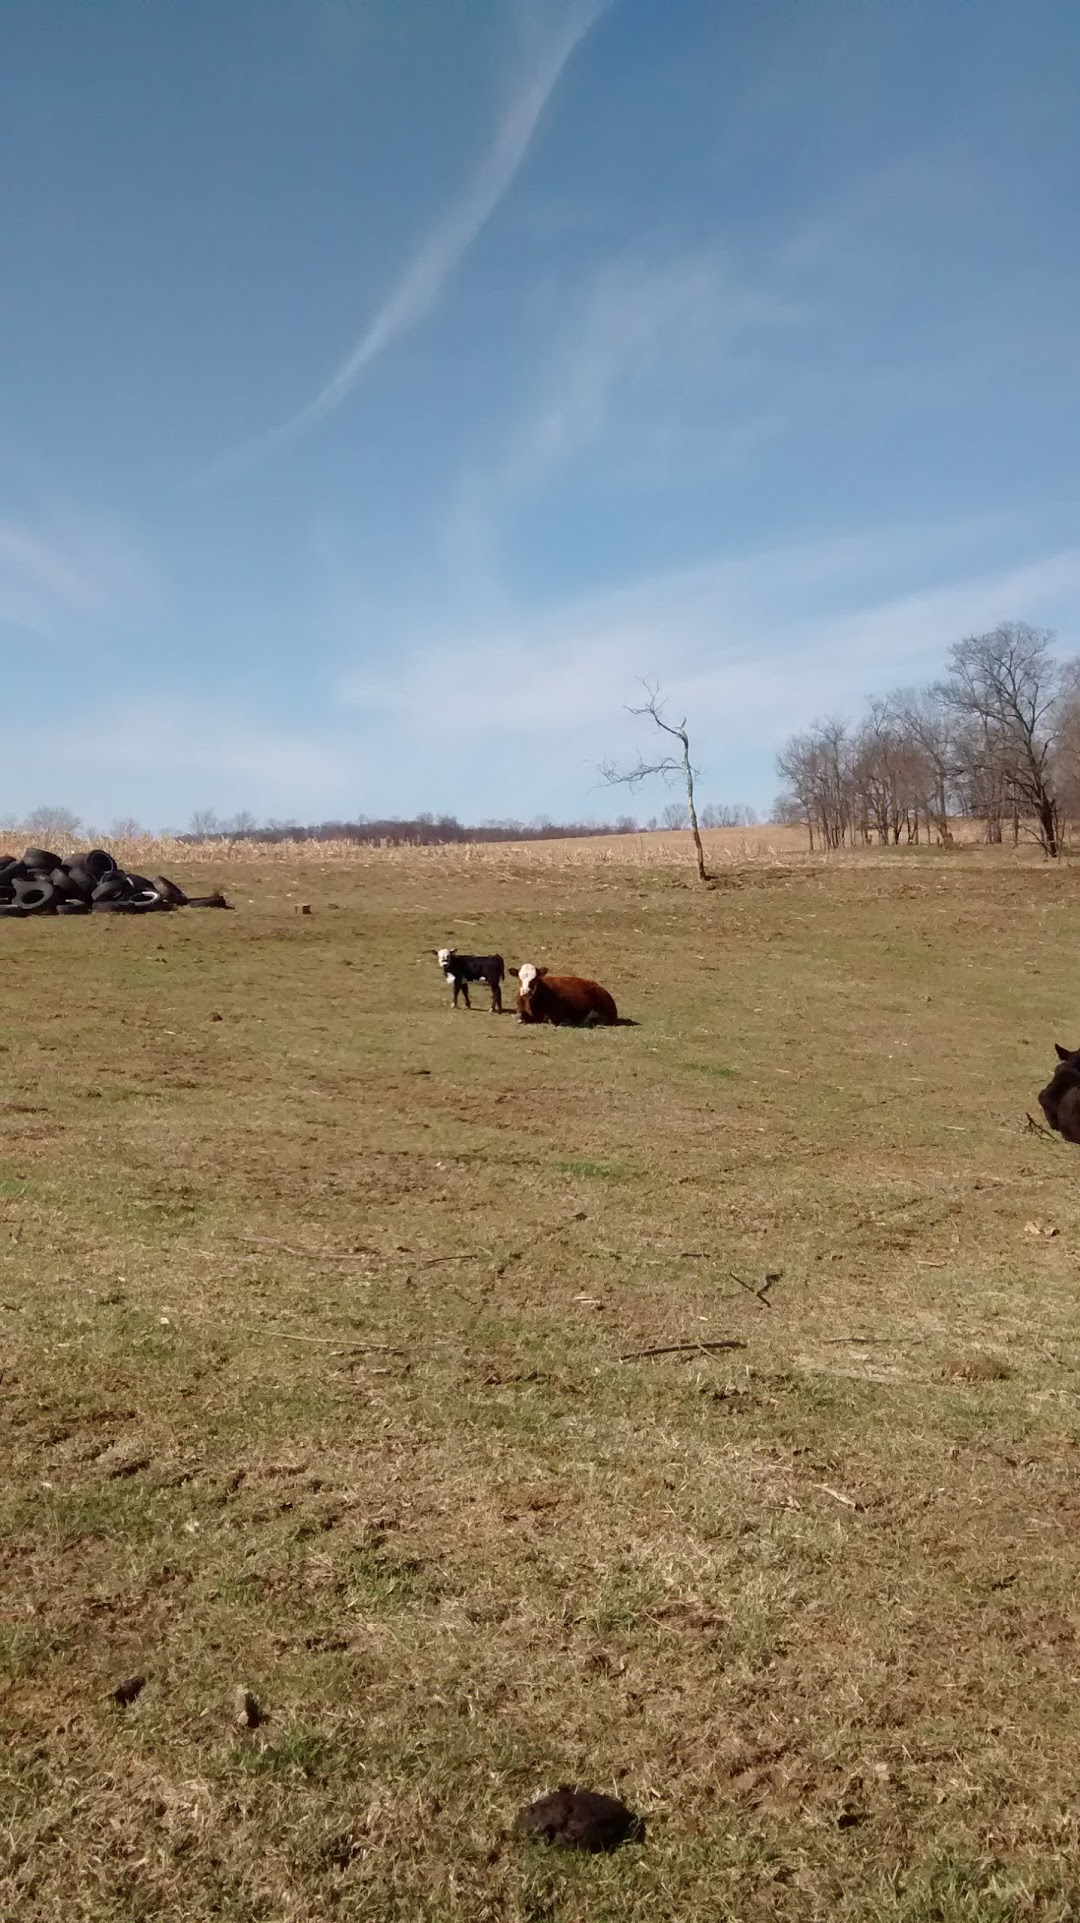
[518,963,538,994]
[437,947,452,974]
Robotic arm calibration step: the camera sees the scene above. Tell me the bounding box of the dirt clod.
[513,1785,644,1852]
[233,1685,266,1729]
[109,1674,146,1707]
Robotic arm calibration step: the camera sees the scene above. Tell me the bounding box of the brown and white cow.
[516,962,619,1027]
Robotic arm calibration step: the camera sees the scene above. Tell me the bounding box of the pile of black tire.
[0,846,232,918]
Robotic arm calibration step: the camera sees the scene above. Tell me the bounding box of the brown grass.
[2,843,1080,1920]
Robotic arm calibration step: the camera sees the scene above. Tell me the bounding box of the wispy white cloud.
[0,513,154,642]
[503,249,805,491]
[205,0,609,483]
[440,240,805,595]
[340,525,1080,806]
[32,694,355,826]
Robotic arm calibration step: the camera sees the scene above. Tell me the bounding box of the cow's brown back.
[520,973,618,1026]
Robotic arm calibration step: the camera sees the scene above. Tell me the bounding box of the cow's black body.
[1039,1043,1080,1143]
[437,948,505,1013]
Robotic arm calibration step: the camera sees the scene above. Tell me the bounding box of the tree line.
[180,803,757,847]
[183,812,641,846]
[774,622,1080,858]
[0,801,761,850]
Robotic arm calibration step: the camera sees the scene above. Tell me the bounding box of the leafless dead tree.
[600,681,710,881]
[775,626,1080,853]
[940,623,1077,858]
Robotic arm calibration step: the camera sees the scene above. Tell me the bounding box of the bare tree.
[22,804,82,844]
[109,816,143,841]
[700,802,759,828]
[776,627,1080,854]
[776,718,855,850]
[1054,695,1080,829]
[889,688,958,844]
[188,808,221,837]
[940,623,1076,857]
[600,681,709,881]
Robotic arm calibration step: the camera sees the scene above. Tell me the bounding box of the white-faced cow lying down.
[436,947,505,1013]
[516,962,618,1026]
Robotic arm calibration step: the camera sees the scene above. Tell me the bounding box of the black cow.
[1038,1043,1080,1143]
[436,947,505,1013]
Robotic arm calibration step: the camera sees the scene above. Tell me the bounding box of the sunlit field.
[4,833,1080,1921]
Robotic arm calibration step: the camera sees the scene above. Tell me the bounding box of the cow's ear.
[535,966,549,978]
[1055,1042,1075,1061]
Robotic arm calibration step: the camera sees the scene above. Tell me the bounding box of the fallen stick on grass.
[729,1269,775,1308]
[240,1236,377,1262]
[819,1335,914,1345]
[230,1324,402,1352]
[240,1237,481,1270]
[813,1482,860,1510]
[619,1339,747,1362]
[410,1251,480,1269]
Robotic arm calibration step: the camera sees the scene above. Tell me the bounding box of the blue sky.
[3,0,1079,830]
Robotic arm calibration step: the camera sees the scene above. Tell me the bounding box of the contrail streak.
[203,1,608,484]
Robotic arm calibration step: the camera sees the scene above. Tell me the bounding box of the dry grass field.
[4,834,1080,1921]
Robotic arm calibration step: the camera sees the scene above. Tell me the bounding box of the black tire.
[14,883,59,914]
[92,898,132,913]
[151,875,188,906]
[58,867,93,901]
[21,847,62,872]
[126,877,168,908]
[92,875,130,902]
[84,848,117,881]
[186,893,232,909]
[0,903,27,918]
[0,855,23,879]
[57,900,91,916]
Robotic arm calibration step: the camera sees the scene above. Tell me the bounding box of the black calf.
[436,947,505,1013]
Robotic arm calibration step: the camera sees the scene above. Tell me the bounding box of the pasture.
[3,834,1080,1922]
